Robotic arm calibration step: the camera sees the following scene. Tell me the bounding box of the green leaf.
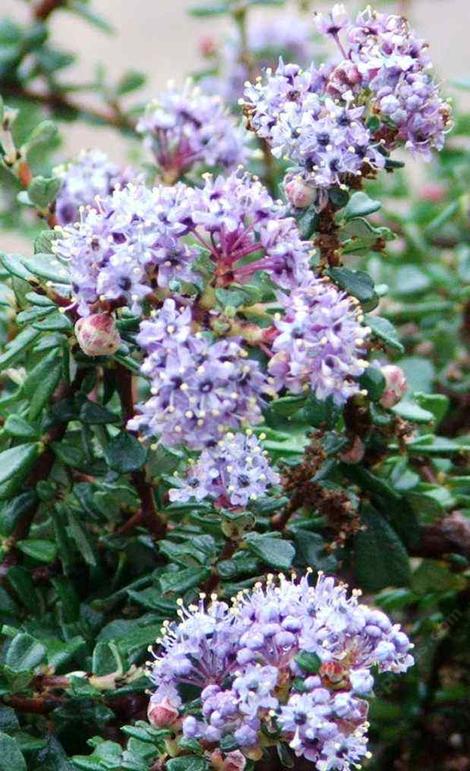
[328,267,378,310]
[0,491,36,537]
[104,432,148,474]
[0,253,34,281]
[189,3,229,16]
[294,650,322,674]
[3,414,39,440]
[398,357,435,393]
[21,253,70,284]
[5,632,46,672]
[67,0,114,32]
[295,207,319,239]
[167,757,209,771]
[407,435,466,456]
[343,191,381,220]
[365,315,404,354]
[244,533,295,570]
[392,398,434,423]
[27,176,61,209]
[23,348,63,420]
[359,366,385,401]
[0,732,26,771]
[394,265,431,296]
[0,443,40,487]
[116,70,146,95]
[292,530,337,572]
[23,120,58,153]
[17,539,57,563]
[79,400,118,425]
[159,567,211,596]
[414,393,449,423]
[66,510,98,566]
[354,507,410,591]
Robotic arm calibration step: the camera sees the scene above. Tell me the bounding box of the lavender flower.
[317,5,452,158]
[169,431,280,507]
[54,149,133,225]
[148,572,413,766]
[52,183,198,316]
[137,80,246,181]
[268,274,369,406]
[128,300,270,449]
[243,60,385,191]
[244,7,450,189]
[188,170,312,290]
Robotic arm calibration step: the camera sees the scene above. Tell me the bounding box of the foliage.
[0,1,468,770]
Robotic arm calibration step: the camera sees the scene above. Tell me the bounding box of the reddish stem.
[115,364,167,540]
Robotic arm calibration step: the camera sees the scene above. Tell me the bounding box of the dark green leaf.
[0,733,26,771]
[5,632,46,672]
[365,315,404,354]
[104,432,147,474]
[354,506,410,591]
[0,443,40,487]
[294,650,321,674]
[328,267,378,310]
[244,533,295,570]
[343,191,381,220]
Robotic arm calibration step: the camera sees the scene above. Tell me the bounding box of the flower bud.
[222,751,247,771]
[379,364,407,408]
[284,176,316,209]
[421,182,446,203]
[75,313,121,357]
[147,695,180,727]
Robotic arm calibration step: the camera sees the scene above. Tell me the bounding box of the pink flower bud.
[380,364,407,409]
[147,695,179,727]
[222,751,247,771]
[199,36,217,58]
[421,183,446,203]
[75,313,121,357]
[284,176,316,209]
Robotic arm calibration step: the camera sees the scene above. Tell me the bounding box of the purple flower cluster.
[244,60,385,191]
[52,183,200,316]
[269,274,369,406]
[148,572,413,767]
[54,149,133,225]
[188,171,312,290]
[243,5,450,190]
[137,80,246,181]
[169,431,279,507]
[204,13,315,104]
[53,171,312,316]
[128,300,269,449]
[317,5,452,159]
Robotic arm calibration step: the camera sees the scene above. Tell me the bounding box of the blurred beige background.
[2,0,470,164]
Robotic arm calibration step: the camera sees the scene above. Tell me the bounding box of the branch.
[412,512,470,561]
[115,363,167,540]
[2,83,135,132]
[33,0,66,21]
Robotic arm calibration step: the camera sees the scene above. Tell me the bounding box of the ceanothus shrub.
[0,3,467,771]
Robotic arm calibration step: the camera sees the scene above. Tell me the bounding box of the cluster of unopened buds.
[146,572,414,770]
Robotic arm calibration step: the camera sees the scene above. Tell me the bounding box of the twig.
[33,0,66,21]
[2,84,135,132]
[115,363,167,540]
